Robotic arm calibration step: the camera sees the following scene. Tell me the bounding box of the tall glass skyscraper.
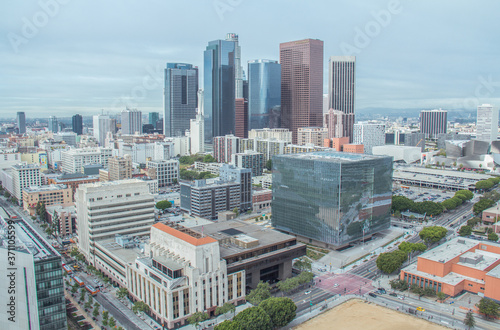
[248,59,281,130]
[48,116,58,133]
[225,33,244,98]
[204,39,235,144]
[72,114,83,135]
[17,111,26,134]
[272,152,392,247]
[164,63,198,137]
[149,112,159,126]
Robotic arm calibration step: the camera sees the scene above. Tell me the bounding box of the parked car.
[389,293,398,297]
[305,290,312,295]
[368,292,377,298]
[416,307,425,312]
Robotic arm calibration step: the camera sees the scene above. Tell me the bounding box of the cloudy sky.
[1,0,499,119]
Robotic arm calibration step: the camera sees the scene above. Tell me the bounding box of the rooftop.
[276,151,390,163]
[94,238,144,265]
[152,223,217,246]
[24,184,68,193]
[419,238,478,263]
[486,264,500,279]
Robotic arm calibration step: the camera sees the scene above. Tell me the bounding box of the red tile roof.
[152,223,217,246]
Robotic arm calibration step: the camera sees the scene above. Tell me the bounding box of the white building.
[190,112,205,154]
[54,132,78,146]
[147,160,180,187]
[61,147,114,173]
[476,104,499,142]
[248,128,292,142]
[169,136,191,157]
[121,109,142,135]
[372,145,421,164]
[353,121,386,154]
[11,163,41,202]
[297,127,328,146]
[75,179,155,264]
[93,115,114,146]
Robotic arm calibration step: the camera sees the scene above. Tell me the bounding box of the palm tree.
[464,310,475,329]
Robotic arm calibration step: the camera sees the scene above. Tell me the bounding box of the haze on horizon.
[1,0,499,119]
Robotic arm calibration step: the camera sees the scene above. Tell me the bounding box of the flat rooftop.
[94,238,144,265]
[486,264,500,279]
[395,166,491,181]
[24,184,68,193]
[403,264,485,286]
[276,151,390,163]
[419,238,478,263]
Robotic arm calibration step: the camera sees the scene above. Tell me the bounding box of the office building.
[231,150,264,177]
[272,152,392,248]
[108,155,132,181]
[420,109,447,138]
[180,179,240,220]
[324,108,345,139]
[46,205,76,237]
[75,179,154,263]
[22,184,73,215]
[213,134,240,163]
[248,59,281,130]
[248,128,292,142]
[190,112,205,154]
[280,39,323,143]
[164,63,199,137]
[146,159,179,187]
[11,163,41,202]
[54,132,78,146]
[284,144,329,154]
[219,164,252,211]
[72,114,83,135]
[48,116,58,133]
[234,98,248,138]
[121,108,142,135]
[149,112,159,126]
[297,127,328,146]
[204,38,236,144]
[93,114,115,146]
[17,111,26,134]
[61,147,113,173]
[328,56,356,141]
[47,173,99,198]
[353,122,386,154]
[0,214,67,330]
[194,162,223,175]
[226,33,244,98]
[400,237,500,301]
[476,104,499,142]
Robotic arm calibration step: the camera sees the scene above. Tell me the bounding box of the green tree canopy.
[293,258,312,271]
[456,189,473,200]
[215,302,236,317]
[259,297,296,328]
[214,320,243,330]
[132,301,149,314]
[463,310,475,329]
[458,225,472,237]
[488,231,499,241]
[155,200,172,210]
[477,298,500,319]
[265,159,272,171]
[203,154,217,163]
[419,226,447,244]
[391,195,415,212]
[187,311,209,327]
[247,281,271,305]
[398,241,427,254]
[376,250,408,274]
[473,198,495,215]
[233,306,272,330]
[117,287,129,299]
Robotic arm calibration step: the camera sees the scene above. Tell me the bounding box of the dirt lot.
[294,299,446,330]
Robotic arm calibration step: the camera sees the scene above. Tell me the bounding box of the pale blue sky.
[1,0,499,118]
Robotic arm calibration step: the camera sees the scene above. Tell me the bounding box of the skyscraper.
[72,114,83,135]
[420,109,447,138]
[121,109,142,135]
[204,38,236,143]
[476,104,499,142]
[324,108,344,139]
[164,63,199,137]
[234,98,248,138]
[149,112,159,126]
[48,116,58,133]
[280,39,323,143]
[226,33,244,98]
[93,114,114,146]
[353,121,386,154]
[248,59,281,130]
[16,111,26,134]
[328,56,356,142]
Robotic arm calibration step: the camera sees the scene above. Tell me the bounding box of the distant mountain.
[356,108,476,122]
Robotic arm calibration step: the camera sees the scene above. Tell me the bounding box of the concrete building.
[0,213,67,330]
[219,164,252,212]
[252,188,272,211]
[146,159,179,187]
[240,138,290,163]
[22,184,73,215]
[324,137,350,151]
[248,128,292,142]
[17,111,26,134]
[297,127,328,146]
[121,109,142,135]
[476,104,499,142]
[75,179,155,263]
[194,162,223,175]
[46,204,76,237]
[11,163,41,202]
[280,39,323,143]
[54,132,78,146]
[420,109,447,138]
[272,152,392,248]
[213,135,240,163]
[61,147,113,174]
[324,109,345,139]
[284,144,329,154]
[372,145,421,164]
[328,56,356,141]
[108,155,132,181]
[190,112,205,154]
[231,150,264,177]
[400,237,500,300]
[234,98,248,139]
[47,173,99,198]
[93,115,115,146]
[353,121,385,154]
[48,116,58,133]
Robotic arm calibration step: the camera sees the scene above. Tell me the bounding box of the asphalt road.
[95,293,143,330]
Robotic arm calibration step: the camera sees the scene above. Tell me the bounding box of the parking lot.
[393,186,457,203]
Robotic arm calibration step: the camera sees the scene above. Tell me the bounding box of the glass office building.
[204,39,235,144]
[272,152,392,247]
[248,59,281,130]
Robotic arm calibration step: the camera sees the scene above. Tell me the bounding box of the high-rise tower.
[17,111,26,134]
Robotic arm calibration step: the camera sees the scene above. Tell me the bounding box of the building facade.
[93,115,115,146]
[48,116,58,133]
[248,128,292,142]
[190,113,205,154]
[231,150,264,177]
[108,155,132,181]
[12,163,41,202]
[213,135,240,163]
[72,114,83,135]
[272,152,392,248]
[324,109,345,139]
[476,104,499,142]
[149,112,159,126]
[280,39,323,143]
[353,122,386,154]
[297,127,328,146]
[22,184,73,215]
[121,109,142,135]
[234,98,248,138]
[61,147,113,173]
[420,109,447,138]
[219,164,252,212]
[146,159,180,187]
[17,111,26,134]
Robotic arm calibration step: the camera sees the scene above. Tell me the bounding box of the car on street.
[377,288,386,294]
[389,293,398,297]
[398,296,405,300]
[368,292,377,298]
[416,307,425,312]
[333,283,339,288]
[305,290,312,295]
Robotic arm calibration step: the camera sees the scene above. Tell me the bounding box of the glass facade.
[272,152,392,246]
[164,63,198,137]
[248,59,281,130]
[35,257,67,330]
[204,40,235,144]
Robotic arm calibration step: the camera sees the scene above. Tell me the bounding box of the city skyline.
[1,1,499,118]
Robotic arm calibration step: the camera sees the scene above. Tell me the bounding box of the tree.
[215,302,236,318]
[80,288,86,302]
[215,320,243,330]
[93,306,100,317]
[102,310,109,320]
[437,291,446,302]
[51,210,60,236]
[391,195,414,212]
[259,297,296,328]
[85,296,93,309]
[108,317,116,328]
[132,301,149,314]
[488,231,499,241]
[376,250,407,274]
[3,191,10,198]
[247,281,271,305]
[473,198,496,215]
[233,306,272,330]
[102,318,108,326]
[187,311,209,327]
[464,310,476,329]
[71,283,79,294]
[265,159,272,171]
[203,154,217,163]
[293,258,312,271]
[419,226,447,245]
[459,225,472,237]
[155,200,172,210]
[117,287,129,299]
[477,298,500,319]
[233,207,239,216]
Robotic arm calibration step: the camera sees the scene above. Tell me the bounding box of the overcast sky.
[1,0,499,119]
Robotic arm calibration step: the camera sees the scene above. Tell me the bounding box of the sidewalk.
[65,291,101,330]
[100,291,153,330]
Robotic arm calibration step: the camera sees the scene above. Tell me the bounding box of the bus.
[62,264,73,275]
[73,276,85,287]
[85,285,99,296]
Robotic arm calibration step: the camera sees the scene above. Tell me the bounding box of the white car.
[398,296,405,300]
[305,290,312,295]
[333,283,339,288]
